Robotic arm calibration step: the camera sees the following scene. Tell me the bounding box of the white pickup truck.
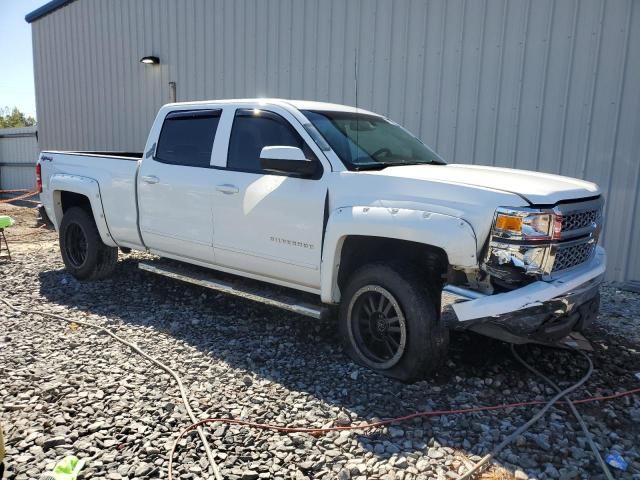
[38,99,606,381]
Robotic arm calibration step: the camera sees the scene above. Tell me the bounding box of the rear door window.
[155,110,221,167]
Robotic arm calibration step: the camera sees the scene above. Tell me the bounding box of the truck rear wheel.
[59,207,118,280]
[338,263,448,382]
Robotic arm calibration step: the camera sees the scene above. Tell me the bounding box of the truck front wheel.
[338,263,448,382]
[59,207,118,280]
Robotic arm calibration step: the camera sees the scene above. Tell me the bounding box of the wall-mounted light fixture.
[140,56,160,65]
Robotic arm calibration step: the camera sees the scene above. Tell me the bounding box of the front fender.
[320,206,478,303]
[49,174,117,247]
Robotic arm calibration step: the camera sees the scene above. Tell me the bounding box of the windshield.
[302,110,445,170]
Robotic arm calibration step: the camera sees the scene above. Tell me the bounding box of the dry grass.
[451,449,517,480]
[479,465,517,480]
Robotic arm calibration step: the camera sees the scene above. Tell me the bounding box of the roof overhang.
[25,0,76,23]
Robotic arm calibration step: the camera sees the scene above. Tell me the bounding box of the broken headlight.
[484,207,562,284]
[493,207,562,241]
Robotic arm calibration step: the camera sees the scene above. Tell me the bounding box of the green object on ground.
[49,456,86,480]
[0,216,14,229]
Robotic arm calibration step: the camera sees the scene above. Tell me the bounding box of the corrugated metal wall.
[31,0,640,281]
[0,126,39,192]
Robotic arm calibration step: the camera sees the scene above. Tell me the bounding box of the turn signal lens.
[495,214,523,233]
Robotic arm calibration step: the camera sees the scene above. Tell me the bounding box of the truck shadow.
[36,255,603,477]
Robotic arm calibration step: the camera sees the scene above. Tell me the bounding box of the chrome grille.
[562,209,600,231]
[552,242,596,272]
[553,199,602,272]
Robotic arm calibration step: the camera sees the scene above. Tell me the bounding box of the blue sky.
[0,0,46,119]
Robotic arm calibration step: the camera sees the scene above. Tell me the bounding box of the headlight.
[493,208,562,241]
[485,201,602,285]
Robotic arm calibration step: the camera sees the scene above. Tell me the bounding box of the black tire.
[59,206,118,280]
[338,263,449,382]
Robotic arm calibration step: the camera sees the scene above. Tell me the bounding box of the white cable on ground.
[456,344,595,480]
[511,345,614,480]
[0,297,223,480]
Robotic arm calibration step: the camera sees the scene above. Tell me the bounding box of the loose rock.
[1,208,639,480]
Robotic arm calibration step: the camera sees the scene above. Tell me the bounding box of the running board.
[138,261,323,319]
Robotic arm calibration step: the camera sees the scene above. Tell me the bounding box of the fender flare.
[320,206,478,303]
[49,174,117,247]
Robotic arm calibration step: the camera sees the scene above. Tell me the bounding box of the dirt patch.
[0,204,57,255]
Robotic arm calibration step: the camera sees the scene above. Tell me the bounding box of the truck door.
[137,109,221,263]
[211,108,328,290]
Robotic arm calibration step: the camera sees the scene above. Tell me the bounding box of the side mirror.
[259,146,317,176]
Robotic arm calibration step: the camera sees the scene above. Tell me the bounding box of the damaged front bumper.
[446,246,606,344]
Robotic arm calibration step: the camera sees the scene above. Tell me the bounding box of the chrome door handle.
[141,175,159,184]
[216,184,239,194]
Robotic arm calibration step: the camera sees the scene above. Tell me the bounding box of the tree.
[0,107,36,128]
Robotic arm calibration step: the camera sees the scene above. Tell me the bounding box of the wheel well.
[337,236,449,293]
[60,191,92,214]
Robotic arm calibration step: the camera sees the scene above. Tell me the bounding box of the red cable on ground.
[168,386,640,478]
[0,191,38,204]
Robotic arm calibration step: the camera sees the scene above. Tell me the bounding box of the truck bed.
[40,150,144,249]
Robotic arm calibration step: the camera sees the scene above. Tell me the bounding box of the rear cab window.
[155,109,221,168]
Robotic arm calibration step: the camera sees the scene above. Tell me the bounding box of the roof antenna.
[354,47,359,112]
[354,47,360,163]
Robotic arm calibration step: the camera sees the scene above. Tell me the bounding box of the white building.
[26,0,640,282]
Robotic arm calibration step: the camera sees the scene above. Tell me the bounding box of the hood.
[375,164,600,205]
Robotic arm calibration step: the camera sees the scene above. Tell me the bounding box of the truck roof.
[163,98,380,116]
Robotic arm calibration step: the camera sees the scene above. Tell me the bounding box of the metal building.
[0,126,39,193]
[27,0,640,281]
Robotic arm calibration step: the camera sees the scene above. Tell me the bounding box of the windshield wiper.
[353,161,444,171]
[391,160,446,166]
[352,163,394,171]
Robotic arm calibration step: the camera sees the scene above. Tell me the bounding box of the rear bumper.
[449,246,605,343]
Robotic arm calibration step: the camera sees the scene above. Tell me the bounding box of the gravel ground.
[596,288,640,345]
[1,206,639,480]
